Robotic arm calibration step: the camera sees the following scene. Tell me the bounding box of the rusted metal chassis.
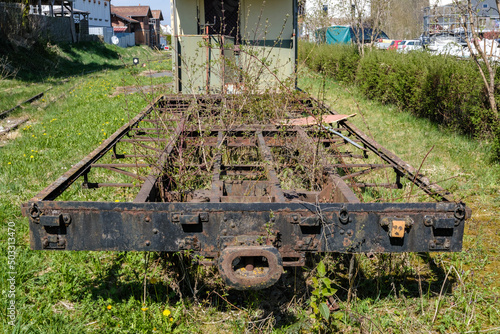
[22,95,468,289]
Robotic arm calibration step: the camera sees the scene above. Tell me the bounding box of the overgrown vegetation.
[1,40,499,333]
[300,42,500,162]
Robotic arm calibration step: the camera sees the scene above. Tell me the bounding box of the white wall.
[74,0,111,27]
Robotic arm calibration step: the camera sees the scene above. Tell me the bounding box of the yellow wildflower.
[30,155,34,159]
[163,309,171,317]
[107,305,112,310]
[169,317,174,322]
[115,200,119,202]
[141,307,148,312]
[8,162,11,165]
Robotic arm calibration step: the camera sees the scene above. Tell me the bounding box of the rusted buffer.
[22,0,469,290]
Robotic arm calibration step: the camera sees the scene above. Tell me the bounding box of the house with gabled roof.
[151,10,164,48]
[111,5,153,46]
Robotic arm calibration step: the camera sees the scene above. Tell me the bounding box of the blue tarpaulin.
[316,26,389,44]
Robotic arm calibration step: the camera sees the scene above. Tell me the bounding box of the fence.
[114,32,135,48]
[89,27,135,48]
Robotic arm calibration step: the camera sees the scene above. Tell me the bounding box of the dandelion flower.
[8,162,12,165]
[43,133,47,136]
[30,155,34,159]
[169,317,174,322]
[163,309,171,317]
[107,305,112,310]
[141,307,148,311]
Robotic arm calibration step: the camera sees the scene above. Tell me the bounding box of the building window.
[483,4,489,9]
[104,2,107,5]
[98,1,100,4]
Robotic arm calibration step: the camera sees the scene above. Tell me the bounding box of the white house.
[74,0,111,27]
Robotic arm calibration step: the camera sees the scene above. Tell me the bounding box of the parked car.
[388,40,404,50]
[398,39,423,53]
[375,38,392,49]
[428,39,470,58]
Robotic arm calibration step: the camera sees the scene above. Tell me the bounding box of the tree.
[455,0,499,117]
[335,0,391,56]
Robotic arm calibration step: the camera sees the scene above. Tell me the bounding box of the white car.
[375,39,392,49]
[428,39,470,58]
[398,40,423,53]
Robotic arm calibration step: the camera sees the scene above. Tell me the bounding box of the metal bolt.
[172,214,179,221]
[145,240,151,246]
[424,216,434,227]
[230,222,236,228]
[223,216,228,222]
[152,228,159,234]
[340,229,345,235]
[347,229,353,237]
[145,217,151,222]
[271,217,275,222]
[292,215,298,221]
[62,214,71,226]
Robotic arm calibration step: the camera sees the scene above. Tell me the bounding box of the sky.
[110,0,454,27]
[112,0,171,25]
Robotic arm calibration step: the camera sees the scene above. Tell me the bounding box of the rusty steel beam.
[31,96,162,201]
[82,182,140,188]
[134,118,186,203]
[256,132,286,203]
[209,131,224,203]
[339,121,452,201]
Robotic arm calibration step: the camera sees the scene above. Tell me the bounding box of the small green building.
[171,0,298,93]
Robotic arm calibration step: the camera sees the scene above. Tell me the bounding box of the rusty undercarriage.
[22,94,469,289]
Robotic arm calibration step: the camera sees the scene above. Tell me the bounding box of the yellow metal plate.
[390,220,406,238]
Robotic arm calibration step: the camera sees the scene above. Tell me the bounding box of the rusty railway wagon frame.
[22,94,469,290]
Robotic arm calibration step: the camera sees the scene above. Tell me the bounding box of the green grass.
[1,42,500,333]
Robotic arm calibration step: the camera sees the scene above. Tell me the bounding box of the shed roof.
[113,26,128,33]
[151,10,163,20]
[112,12,140,23]
[111,5,152,19]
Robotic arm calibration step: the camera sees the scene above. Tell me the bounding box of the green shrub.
[299,42,359,82]
[299,41,500,162]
